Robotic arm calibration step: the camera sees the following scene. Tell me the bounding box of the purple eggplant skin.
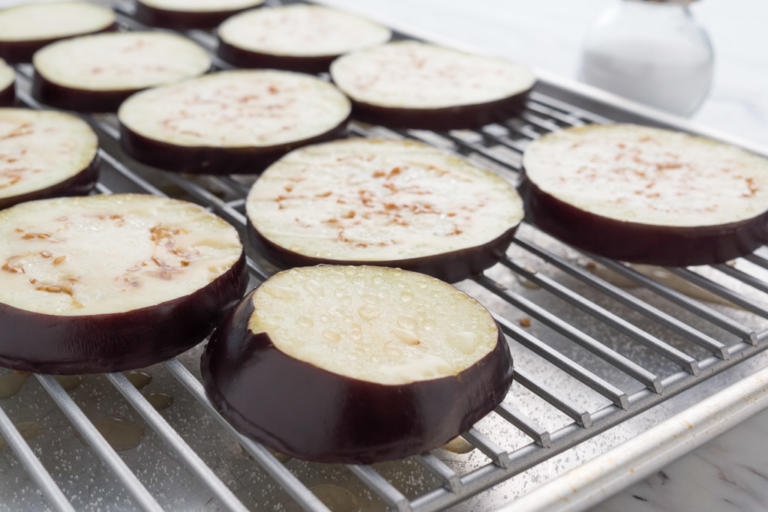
[0,23,117,64]
[134,2,259,30]
[202,289,513,464]
[247,221,518,283]
[119,116,350,175]
[522,175,768,266]
[0,153,99,210]
[32,45,213,113]
[0,80,15,106]
[218,38,338,74]
[33,70,154,113]
[0,252,247,375]
[343,88,532,131]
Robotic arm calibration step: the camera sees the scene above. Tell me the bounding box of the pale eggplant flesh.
[523,179,768,266]
[345,94,529,131]
[120,120,349,175]
[217,5,391,74]
[0,256,246,374]
[32,32,211,113]
[118,70,351,174]
[0,2,117,63]
[217,40,340,75]
[0,109,99,210]
[247,223,518,284]
[330,41,535,130]
[32,72,141,114]
[245,138,524,282]
[0,25,117,64]
[0,156,98,210]
[522,124,768,266]
[0,194,247,374]
[202,265,513,464]
[134,0,265,30]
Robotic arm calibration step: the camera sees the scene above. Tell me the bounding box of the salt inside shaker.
[578,0,714,116]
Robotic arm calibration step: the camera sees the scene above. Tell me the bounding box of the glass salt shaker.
[578,0,714,117]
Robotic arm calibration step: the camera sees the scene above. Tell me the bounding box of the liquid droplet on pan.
[310,484,361,512]
[441,436,475,454]
[0,421,43,450]
[55,375,84,392]
[515,269,540,290]
[0,372,29,399]
[124,371,152,390]
[93,416,145,452]
[145,392,173,411]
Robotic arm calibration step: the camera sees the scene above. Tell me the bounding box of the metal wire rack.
[2,1,768,511]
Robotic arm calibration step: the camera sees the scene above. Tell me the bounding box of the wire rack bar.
[347,465,412,512]
[415,454,462,493]
[525,101,585,126]
[667,268,768,321]
[479,127,530,155]
[0,404,74,512]
[714,263,768,296]
[513,238,731,359]
[513,371,593,428]
[462,428,511,469]
[495,403,551,448]
[592,256,755,341]
[478,275,662,394]
[0,2,764,511]
[35,376,164,512]
[492,314,630,409]
[744,253,768,270]
[500,256,700,374]
[528,91,613,124]
[106,373,251,512]
[163,359,331,512]
[520,112,561,133]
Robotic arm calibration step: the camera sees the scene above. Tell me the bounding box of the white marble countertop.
[591,407,768,512]
[325,1,768,511]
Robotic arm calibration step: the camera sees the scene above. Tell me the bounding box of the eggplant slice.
[0,59,14,106]
[218,5,391,73]
[523,124,768,266]
[0,194,247,374]
[330,41,535,130]
[119,70,351,174]
[135,0,265,29]
[0,109,99,210]
[0,2,116,63]
[202,265,513,464]
[32,31,210,112]
[246,138,523,282]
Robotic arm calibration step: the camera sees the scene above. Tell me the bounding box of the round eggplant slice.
[218,5,390,73]
[118,70,351,174]
[0,109,99,210]
[135,0,265,29]
[523,124,768,266]
[246,138,523,282]
[32,32,211,112]
[0,2,116,63]
[0,60,14,106]
[0,194,247,374]
[202,265,513,464]
[330,41,535,130]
